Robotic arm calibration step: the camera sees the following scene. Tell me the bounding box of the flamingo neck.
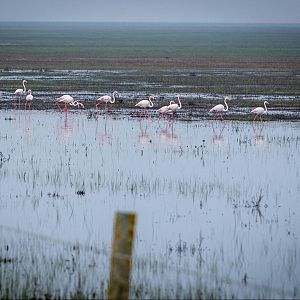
[111,92,117,103]
[149,97,154,108]
[177,96,182,109]
[224,99,228,111]
[23,81,27,92]
[264,101,268,112]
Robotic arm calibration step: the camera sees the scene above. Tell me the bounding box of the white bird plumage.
[167,95,183,116]
[25,89,33,110]
[13,79,27,95]
[56,95,84,112]
[251,101,269,121]
[135,95,155,108]
[96,91,119,112]
[157,100,175,114]
[13,79,28,107]
[135,96,155,118]
[209,96,231,120]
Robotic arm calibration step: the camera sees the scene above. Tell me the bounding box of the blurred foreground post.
[108,212,136,300]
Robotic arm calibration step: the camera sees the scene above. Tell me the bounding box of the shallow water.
[1,68,299,103]
[0,110,299,298]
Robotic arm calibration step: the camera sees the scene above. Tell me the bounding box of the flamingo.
[251,101,269,121]
[157,100,175,120]
[96,91,119,113]
[13,79,27,107]
[167,95,183,118]
[55,95,84,112]
[25,89,33,110]
[135,95,155,118]
[209,96,231,120]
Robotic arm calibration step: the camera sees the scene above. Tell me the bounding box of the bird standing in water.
[135,95,155,118]
[209,96,231,120]
[25,89,33,110]
[56,95,84,112]
[157,100,175,120]
[96,91,119,113]
[13,79,28,107]
[251,101,269,121]
[167,95,183,119]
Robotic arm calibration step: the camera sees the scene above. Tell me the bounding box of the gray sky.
[1,0,299,23]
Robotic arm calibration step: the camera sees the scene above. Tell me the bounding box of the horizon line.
[0,20,299,25]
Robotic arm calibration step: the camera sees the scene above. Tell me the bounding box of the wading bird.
[56,95,84,112]
[13,79,28,107]
[167,95,183,118]
[251,101,269,121]
[96,91,119,113]
[157,100,175,120]
[25,89,33,110]
[209,96,231,120]
[135,95,155,118]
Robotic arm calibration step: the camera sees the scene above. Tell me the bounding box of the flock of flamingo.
[13,79,270,121]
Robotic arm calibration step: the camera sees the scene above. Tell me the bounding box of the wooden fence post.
[108,212,136,300]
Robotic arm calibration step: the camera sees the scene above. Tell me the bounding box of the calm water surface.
[0,109,299,298]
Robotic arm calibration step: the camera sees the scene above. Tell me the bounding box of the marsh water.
[0,109,299,298]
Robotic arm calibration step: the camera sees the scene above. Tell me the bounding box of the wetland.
[0,22,299,299]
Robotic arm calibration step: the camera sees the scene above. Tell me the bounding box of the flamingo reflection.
[211,121,226,144]
[16,109,32,137]
[252,122,265,144]
[96,114,112,145]
[58,111,73,138]
[158,118,180,147]
[137,118,152,144]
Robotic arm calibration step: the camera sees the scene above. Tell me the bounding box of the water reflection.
[251,122,265,145]
[57,111,73,138]
[210,120,226,145]
[137,118,151,144]
[0,111,299,299]
[158,118,180,147]
[15,110,33,138]
[96,114,112,145]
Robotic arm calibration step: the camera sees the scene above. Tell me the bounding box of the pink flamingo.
[157,100,175,120]
[25,89,33,110]
[13,79,27,107]
[209,96,231,120]
[135,95,155,118]
[96,91,119,113]
[251,101,269,121]
[167,95,183,119]
[56,95,84,112]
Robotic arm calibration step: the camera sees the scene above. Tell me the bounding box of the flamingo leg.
[95,103,100,119]
[157,113,162,124]
[253,114,257,121]
[212,111,217,120]
[64,103,68,112]
[56,102,63,113]
[260,115,263,122]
